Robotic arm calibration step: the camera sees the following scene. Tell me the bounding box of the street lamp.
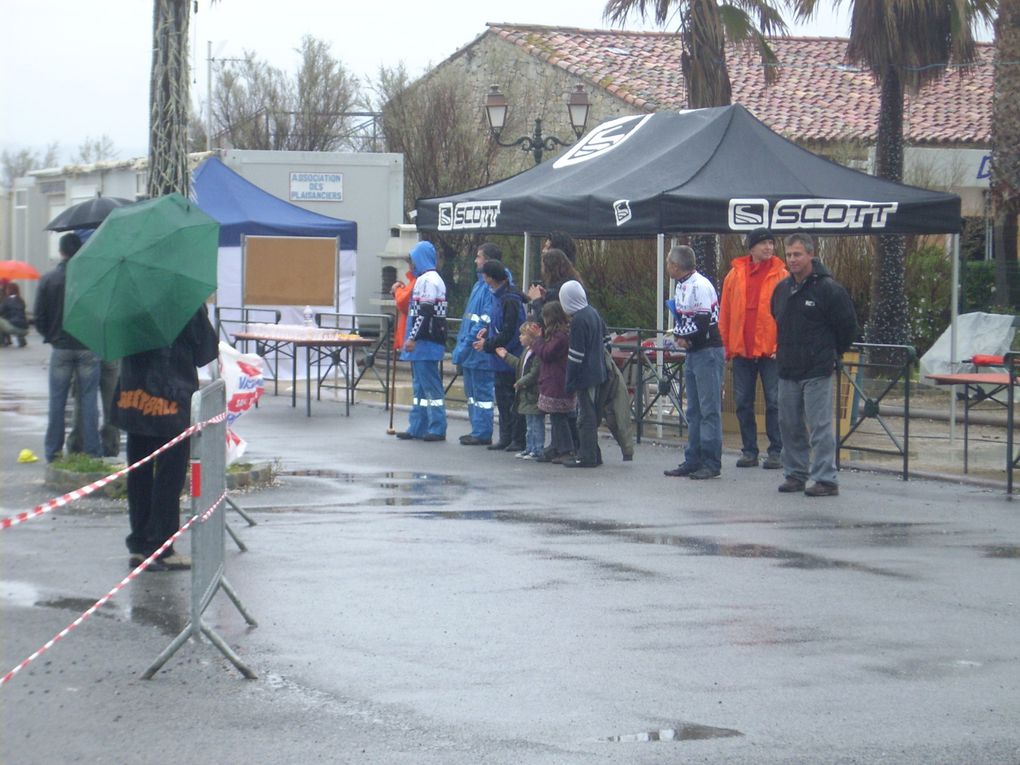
[484,84,591,165]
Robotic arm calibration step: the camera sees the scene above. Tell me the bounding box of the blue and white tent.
[192,156,358,328]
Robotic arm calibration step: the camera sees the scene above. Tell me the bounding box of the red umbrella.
[0,260,40,280]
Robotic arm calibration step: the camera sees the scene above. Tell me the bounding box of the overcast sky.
[2,0,858,164]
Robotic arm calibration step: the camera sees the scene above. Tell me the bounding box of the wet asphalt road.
[2,342,1020,764]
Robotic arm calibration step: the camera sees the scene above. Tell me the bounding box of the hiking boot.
[487,441,511,451]
[762,454,783,470]
[805,481,839,497]
[159,552,191,570]
[736,453,758,468]
[664,463,697,477]
[423,433,446,442]
[689,468,721,480]
[550,452,574,464]
[777,477,806,493]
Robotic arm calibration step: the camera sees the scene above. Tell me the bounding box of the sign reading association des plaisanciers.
[289,172,343,202]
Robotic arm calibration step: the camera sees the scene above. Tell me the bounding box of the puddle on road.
[607,722,743,742]
[274,470,467,507]
[36,597,118,620]
[414,509,906,578]
[976,544,1020,558]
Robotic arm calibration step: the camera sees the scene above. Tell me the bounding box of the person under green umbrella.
[112,304,218,572]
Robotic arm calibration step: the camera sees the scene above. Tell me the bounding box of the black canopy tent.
[415,104,962,238]
[417,103,965,342]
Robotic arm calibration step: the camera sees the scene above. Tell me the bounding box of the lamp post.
[483,84,591,165]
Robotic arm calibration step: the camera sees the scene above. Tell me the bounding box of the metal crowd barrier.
[143,379,258,680]
[315,311,394,405]
[215,306,286,395]
[835,342,916,481]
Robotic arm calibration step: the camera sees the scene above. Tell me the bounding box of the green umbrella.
[64,193,219,361]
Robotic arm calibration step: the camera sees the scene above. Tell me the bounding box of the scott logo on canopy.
[437,200,502,231]
[728,198,899,230]
[553,115,653,169]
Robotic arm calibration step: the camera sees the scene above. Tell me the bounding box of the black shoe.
[762,454,783,470]
[504,442,525,452]
[460,435,492,446]
[423,434,446,442]
[805,481,839,497]
[736,453,758,468]
[778,477,806,493]
[17,337,27,347]
[487,442,511,451]
[396,432,416,440]
[664,463,696,477]
[622,454,633,462]
[689,468,721,480]
[129,554,168,572]
[563,458,600,468]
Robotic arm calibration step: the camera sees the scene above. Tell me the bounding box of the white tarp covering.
[919,312,1017,383]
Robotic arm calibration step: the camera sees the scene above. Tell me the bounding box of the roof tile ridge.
[486,21,681,38]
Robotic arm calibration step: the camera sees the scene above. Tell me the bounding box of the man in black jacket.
[473,259,526,451]
[770,234,858,497]
[34,233,101,462]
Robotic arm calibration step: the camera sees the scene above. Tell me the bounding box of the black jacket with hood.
[770,259,858,381]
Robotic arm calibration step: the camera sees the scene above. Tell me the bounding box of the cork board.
[243,236,336,306]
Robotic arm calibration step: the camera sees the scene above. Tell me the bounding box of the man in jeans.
[662,245,725,480]
[34,233,101,462]
[718,227,787,469]
[771,233,858,497]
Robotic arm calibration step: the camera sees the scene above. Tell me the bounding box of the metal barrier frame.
[314,311,394,406]
[835,342,916,481]
[143,379,258,680]
[215,306,286,395]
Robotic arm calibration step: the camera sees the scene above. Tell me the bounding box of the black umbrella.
[45,195,136,232]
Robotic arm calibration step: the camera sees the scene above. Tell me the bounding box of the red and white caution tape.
[0,412,227,532]
[0,490,227,687]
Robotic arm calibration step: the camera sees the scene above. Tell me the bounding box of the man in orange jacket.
[718,228,788,469]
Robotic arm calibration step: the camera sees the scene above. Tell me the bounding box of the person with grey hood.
[561,280,608,468]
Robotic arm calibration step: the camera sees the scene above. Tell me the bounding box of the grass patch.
[227,462,254,473]
[51,453,120,473]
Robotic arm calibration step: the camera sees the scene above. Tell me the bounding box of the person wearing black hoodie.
[770,233,858,498]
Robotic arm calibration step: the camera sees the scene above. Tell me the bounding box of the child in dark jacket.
[496,321,543,459]
[527,302,577,462]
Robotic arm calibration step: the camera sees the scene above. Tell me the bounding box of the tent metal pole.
[523,232,531,288]
[950,233,960,444]
[657,235,665,338]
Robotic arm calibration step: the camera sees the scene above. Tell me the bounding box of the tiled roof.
[486,23,993,146]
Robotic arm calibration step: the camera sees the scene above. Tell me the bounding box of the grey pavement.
[2,340,1020,764]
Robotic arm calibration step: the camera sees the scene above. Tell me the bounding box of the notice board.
[243,236,336,306]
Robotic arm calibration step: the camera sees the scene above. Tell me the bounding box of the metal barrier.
[143,379,258,680]
[835,342,917,481]
[216,306,286,395]
[314,311,394,405]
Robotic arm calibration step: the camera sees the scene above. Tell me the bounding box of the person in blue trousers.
[451,242,501,445]
[396,241,448,442]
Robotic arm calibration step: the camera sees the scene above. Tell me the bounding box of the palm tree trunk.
[992,0,1020,308]
[866,69,909,347]
[148,0,191,198]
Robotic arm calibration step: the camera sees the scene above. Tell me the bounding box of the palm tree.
[793,0,996,346]
[148,0,195,198]
[604,0,788,286]
[992,0,1020,307]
